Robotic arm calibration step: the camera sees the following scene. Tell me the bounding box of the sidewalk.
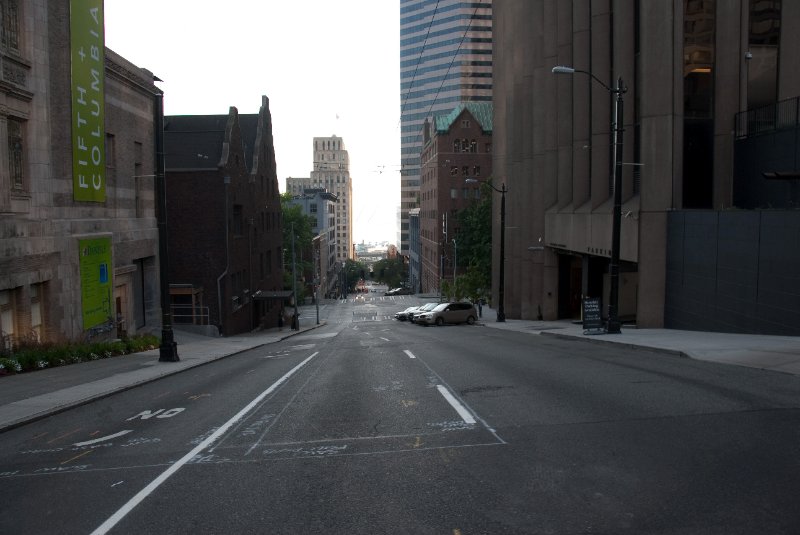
[2,302,799,432]
[476,304,800,376]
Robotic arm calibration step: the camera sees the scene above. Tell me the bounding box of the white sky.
[104,1,401,246]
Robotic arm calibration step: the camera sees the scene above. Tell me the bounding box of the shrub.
[0,334,163,376]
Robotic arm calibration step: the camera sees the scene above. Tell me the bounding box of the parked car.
[393,287,413,295]
[394,306,420,321]
[384,287,401,296]
[409,302,439,323]
[416,302,478,326]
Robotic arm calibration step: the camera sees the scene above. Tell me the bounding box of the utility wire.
[398,0,441,126]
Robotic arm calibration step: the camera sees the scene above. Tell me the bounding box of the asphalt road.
[2,291,800,534]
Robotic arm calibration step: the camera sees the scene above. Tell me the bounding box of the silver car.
[408,302,439,323]
[417,302,478,326]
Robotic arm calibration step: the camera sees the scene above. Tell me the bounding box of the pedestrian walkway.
[476,304,800,376]
[1,302,799,432]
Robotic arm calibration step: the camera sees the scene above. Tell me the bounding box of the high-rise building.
[493,0,800,335]
[286,135,353,264]
[399,0,493,254]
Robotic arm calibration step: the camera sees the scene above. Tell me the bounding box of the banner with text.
[70,0,105,202]
[79,237,113,330]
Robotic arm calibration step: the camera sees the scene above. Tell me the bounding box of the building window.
[1,0,20,54]
[30,282,43,341]
[8,117,24,190]
[450,188,457,199]
[473,166,481,176]
[461,119,471,128]
[134,141,143,217]
[233,205,243,236]
[0,288,15,349]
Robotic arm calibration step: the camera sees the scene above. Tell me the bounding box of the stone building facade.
[419,102,493,294]
[1,2,161,347]
[286,135,354,263]
[164,97,284,336]
[493,0,800,333]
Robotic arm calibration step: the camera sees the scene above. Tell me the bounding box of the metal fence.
[735,96,800,139]
[171,304,210,325]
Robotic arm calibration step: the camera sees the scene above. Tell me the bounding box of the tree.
[342,259,368,293]
[453,183,492,302]
[280,193,315,302]
[371,257,407,288]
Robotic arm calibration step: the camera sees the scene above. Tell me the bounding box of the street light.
[452,238,457,284]
[466,178,507,322]
[552,65,626,334]
[154,84,179,361]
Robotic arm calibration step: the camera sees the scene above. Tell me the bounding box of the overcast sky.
[104,1,401,245]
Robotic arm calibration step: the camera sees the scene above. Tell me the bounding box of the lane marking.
[74,430,133,447]
[403,350,416,359]
[47,428,82,444]
[436,385,476,424]
[61,449,92,465]
[380,337,390,342]
[91,351,319,535]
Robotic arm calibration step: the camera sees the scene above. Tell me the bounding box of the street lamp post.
[154,87,179,361]
[452,238,457,284]
[466,178,507,322]
[552,65,626,334]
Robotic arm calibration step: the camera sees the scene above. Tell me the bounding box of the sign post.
[582,297,604,335]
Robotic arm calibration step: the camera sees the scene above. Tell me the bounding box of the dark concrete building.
[419,102,493,294]
[493,0,800,334]
[164,97,284,336]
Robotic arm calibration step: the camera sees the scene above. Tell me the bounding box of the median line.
[403,350,416,359]
[436,385,476,424]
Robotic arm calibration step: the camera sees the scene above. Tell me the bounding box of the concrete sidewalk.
[1,301,799,432]
[477,304,800,376]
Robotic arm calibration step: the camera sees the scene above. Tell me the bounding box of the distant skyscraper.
[286,135,353,264]
[399,0,493,253]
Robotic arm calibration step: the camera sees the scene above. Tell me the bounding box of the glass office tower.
[399,0,492,253]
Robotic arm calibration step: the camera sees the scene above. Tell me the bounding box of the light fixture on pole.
[552,65,626,334]
[154,83,179,361]
[466,178,507,322]
[452,238,457,285]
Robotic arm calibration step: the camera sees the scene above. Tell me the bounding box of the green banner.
[79,237,113,330]
[70,0,105,202]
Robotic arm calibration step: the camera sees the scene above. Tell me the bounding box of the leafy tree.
[371,257,408,288]
[453,182,492,302]
[342,259,369,292]
[280,193,315,302]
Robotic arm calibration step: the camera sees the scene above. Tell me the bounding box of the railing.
[735,96,800,139]
[171,304,210,325]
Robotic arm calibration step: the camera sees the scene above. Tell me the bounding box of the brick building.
[1,2,162,347]
[419,102,493,294]
[164,97,284,336]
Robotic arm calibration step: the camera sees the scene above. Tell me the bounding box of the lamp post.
[466,178,507,322]
[154,86,179,361]
[452,238,457,284]
[552,65,625,334]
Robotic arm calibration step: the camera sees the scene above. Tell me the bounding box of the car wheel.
[435,317,444,326]
[466,316,475,325]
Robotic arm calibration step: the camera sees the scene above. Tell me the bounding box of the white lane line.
[403,350,416,359]
[91,352,319,535]
[436,385,476,424]
[73,430,133,447]
[380,337,390,342]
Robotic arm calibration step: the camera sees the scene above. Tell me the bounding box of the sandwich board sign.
[582,297,604,335]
